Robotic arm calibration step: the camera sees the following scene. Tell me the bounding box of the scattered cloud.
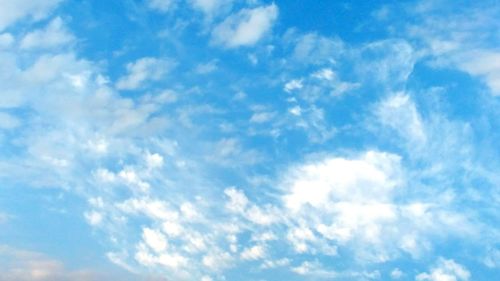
[0,0,62,31]
[116,57,176,90]
[20,17,73,50]
[0,0,498,280]
[211,4,278,48]
[416,258,471,281]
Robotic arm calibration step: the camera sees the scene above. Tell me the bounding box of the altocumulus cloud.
[0,0,499,281]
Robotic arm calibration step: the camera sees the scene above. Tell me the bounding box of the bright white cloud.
[84,211,103,226]
[20,17,73,49]
[416,258,471,281]
[211,4,278,48]
[0,0,62,31]
[142,227,168,253]
[457,50,500,95]
[278,149,478,262]
[116,57,175,90]
[240,245,265,260]
[224,187,249,213]
[284,79,303,92]
[313,68,336,81]
[283,151,402,211]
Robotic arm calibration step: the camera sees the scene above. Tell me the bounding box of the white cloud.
[416,258,471,281]
[84,211,103,226]
[260,258,290,269]
[118,168,150,192]
[284,79,303,92]
[116,57,175,90]
[287,226,317,253]
[142,227,168,253]
[278,149,479,262]
[240,245,265,260]
[355,39,416,89]
[135,244,187,270]
[211,4,278,48]
[391,268,403,279]
[145,152,164,169]
[291,261,336,278]
[283,151,402,211]
[224,187,248,213]
[250,111,275,123]
[289,106,302,116]
[224,187,279,225]
[375,93,427,145]
[312,68,336,81]
[202,251,232,271]
[20,17,73,49]
[162,221,182,237]
[201,276,213,281]
[117,198,179,221]
[0,0,62,31]
[457,50,500,95]
[287,31,344,64]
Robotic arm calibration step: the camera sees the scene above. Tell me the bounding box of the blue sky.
[0,0,499,280]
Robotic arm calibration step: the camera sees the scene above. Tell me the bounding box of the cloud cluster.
[0,0,498,280]
[211,4,278,48]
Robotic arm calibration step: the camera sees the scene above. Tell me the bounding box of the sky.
[0,0,499,280]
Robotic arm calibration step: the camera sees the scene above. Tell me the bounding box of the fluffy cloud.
[456,50,500,95]
[142,227,168,253]
[211,4,278,48]
[283,151,402,211]
[0,0,62,31]
[240,245,265,260]
[116,57,176,90]
[20,17,73,49]
[416,258,471,281]
[279,149,478,262]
